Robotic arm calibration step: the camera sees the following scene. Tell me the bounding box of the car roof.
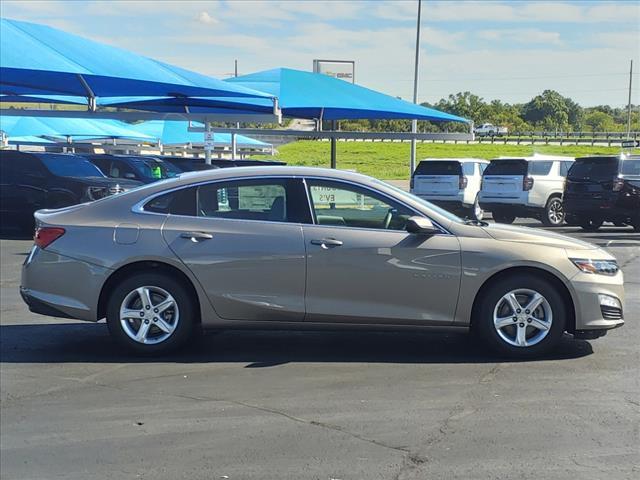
[418,158,489,163]
[494,154,574,162]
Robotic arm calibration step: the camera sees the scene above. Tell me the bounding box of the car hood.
[482,223,597,250]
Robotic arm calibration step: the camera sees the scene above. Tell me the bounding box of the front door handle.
[180,231,213,242]
[310,238,343,248]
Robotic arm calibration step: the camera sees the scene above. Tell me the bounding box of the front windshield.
[377,180,463,223]
[131,158,182,180]
[39,154,106,178]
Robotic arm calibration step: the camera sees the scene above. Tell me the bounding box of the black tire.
[106,272,197,355]
[541,196,564,227]
[492,210,516,224]
[578,217,603,232]
[564,214,579,226]
[474,273,567,358]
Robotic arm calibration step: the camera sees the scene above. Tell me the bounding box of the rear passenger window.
[559,161,572,177]
[462,163,474,175]
[528,161,553,176]
[144,188,196,215]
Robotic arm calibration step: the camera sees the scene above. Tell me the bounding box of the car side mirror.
[405,216,439,235]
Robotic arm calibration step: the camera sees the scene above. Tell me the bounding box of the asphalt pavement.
[1,222,638,480]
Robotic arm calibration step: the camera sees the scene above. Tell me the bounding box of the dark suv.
[0,151,142,232]
[564,155,640,231]
[87,155,183,184]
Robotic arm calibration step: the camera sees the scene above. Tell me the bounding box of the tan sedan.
[21,167,624,357]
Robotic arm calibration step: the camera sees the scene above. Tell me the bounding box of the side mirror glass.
[405,216,439,235]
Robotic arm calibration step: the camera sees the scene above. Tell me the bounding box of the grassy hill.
[262,140,622,179]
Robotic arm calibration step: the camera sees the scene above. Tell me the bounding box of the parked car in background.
[161,157,219,172]
[474,123,508,137]
[164,157,286,170]
[410,158,488,220]
[0,151,141,232]
[21,167,624,358]
[564,155,640,231]
[87,154,182,184]
[479,155,574,226]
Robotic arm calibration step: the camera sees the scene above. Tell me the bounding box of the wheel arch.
[97,260,202,324]
[469,266,576,333]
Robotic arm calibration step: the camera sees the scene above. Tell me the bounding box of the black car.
[0,151,142,232]
[162,156,286,171]
[564,155,640,231]
[87,154,183,184]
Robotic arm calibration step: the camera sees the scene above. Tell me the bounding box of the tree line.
[336,90,639,134]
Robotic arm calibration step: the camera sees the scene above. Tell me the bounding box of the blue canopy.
[225,68,468,122]
[0,116,154,140]
[129,121,270,147]
[0,18,272,103]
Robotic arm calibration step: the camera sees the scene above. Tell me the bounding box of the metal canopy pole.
[330,119,337,169]
[231,132,237,160]
[204,121,212,164]
[410,0,422,176]
[627,59,634,139]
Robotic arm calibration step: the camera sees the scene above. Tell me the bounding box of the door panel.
[163,216,306,321]
[302,226,461,325]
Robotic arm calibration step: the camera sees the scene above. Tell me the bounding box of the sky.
[1,0,639,107]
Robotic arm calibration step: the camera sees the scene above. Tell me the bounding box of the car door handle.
[180,231,213,241]
[310,238,343,248]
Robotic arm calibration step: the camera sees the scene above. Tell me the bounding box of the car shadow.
[0,322,594,366]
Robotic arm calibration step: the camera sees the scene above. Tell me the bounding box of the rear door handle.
[310,238,343,248]
[180,231,213,241]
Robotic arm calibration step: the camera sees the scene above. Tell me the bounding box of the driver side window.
[307,180,413,231]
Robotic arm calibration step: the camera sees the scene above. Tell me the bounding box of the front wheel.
[474,274,566,358]
[106,272,197,355]
[492,210,516,224]
[542,197,564,226]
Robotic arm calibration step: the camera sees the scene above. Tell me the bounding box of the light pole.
[410,0,422,177]
[627,59,633,139]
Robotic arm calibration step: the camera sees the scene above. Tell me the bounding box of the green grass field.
[262,141,622,179]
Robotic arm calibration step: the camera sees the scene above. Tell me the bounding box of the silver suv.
[479,154,574,226]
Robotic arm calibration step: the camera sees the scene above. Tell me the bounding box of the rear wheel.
[541,197,564,227]
[469,195,484,221]
[492,210,516,224]
[578,217,603,231]
[475,274,566,358]
[106,272,197,355]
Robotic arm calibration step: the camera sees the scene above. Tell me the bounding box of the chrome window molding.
[131,174,452,235]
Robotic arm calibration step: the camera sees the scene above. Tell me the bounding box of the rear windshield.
[527,161,553,176]
[414,161,462,176]
[483,159,527,176]
[620,159,640,176]
[130,158,182,180]
[568,157,618,179]
[39,154,106,178]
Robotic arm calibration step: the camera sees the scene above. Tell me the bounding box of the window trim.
[132,174,451,234]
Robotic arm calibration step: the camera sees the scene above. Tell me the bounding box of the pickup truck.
[474,123,508,137]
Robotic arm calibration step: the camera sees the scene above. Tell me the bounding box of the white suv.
[479,154,574,226]
[411,158,489,220]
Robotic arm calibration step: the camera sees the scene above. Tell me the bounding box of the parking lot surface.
[1,223,638,480]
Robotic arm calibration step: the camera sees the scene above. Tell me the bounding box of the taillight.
[523,176,534,191]
[612,177,624,192]
[459,176,468,189]
[34,227,65,249]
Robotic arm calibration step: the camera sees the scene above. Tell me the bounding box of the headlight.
[570,258,619,276]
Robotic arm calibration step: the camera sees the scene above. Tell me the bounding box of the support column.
[330,120,337,169]
[204,121,212,164]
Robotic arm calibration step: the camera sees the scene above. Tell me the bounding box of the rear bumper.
[20,247,110,321]
[564,196,637,220]
[479,192,545,210]
[413,192,470,208]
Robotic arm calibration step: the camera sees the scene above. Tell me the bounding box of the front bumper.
[569,270,625,332]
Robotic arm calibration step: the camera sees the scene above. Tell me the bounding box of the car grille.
[601,305,623,320]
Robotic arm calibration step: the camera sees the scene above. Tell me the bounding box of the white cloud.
[477,29,563,46]
[197,11,217,25]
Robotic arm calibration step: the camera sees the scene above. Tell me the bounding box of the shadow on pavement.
[0,322,593,366]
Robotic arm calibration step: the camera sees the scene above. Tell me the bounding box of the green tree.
[522,90,570,131]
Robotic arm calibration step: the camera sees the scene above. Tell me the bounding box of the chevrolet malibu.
[21,167,624,357]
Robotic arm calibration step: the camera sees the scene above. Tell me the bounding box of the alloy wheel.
[546,198,564,226]
[492,288,553,348]
[119,286,180,344]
